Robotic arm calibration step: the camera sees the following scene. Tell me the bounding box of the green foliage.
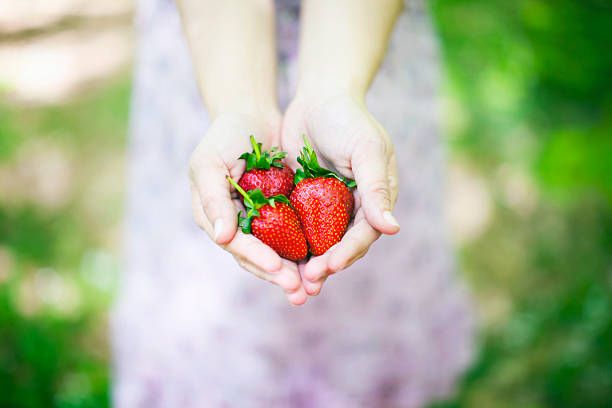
[0,283,109,408]
[430,0,612,406]
[431,0,612,201]
[0,75,129,408]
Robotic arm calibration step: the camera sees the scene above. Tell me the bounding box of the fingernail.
[213,218,224,241]
[383,211,400,228]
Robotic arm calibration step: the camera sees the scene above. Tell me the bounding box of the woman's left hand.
[281,94,401,296]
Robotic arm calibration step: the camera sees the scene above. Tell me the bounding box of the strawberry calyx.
[227,176,290,234]
[295,135,357,188]
[238,135,287,171]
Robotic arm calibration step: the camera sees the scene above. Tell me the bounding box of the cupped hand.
[189,111,307,305]
[281,94,400,296]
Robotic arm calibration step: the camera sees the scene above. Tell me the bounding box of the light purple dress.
[112,0,475,407]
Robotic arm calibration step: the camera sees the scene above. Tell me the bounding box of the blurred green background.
[0,0,610,407]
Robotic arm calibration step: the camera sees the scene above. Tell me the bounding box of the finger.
[352,138,400,235]
[387,150,399,205]
[192,186,284,274]
[274,260,303,294]
[238,257,307,306]
[225,231,283,273]
[302,247,335,283]
[298,262,326,296]
[282,270,308,305]
[286,289,308,305]
[189,153,237,245]
[190,181,213,235]
[316,277,329,295]
[235,253,307,305]
[234,256,275,282]
[302,276,322,295]
[327,218,381,272]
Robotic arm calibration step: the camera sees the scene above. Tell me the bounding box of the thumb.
[352,138,400,235]
[189,157,238,245]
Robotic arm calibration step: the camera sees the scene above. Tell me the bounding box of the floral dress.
[112,0,475,406]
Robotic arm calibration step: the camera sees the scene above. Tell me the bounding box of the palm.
[283,96,370,174]
[281,95,398,295]
[189,112,308,305]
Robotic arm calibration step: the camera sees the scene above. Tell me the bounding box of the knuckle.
[356,139,377,157]
[244,238,267,259]
[191,208,212,235]
[199,195,218,217]
[236,257,249,269]
[346,248,369,269]
[360,136,389,157]
[349,234,369,252]
[367,179,391,207]
[188,151,202,174]
[189,146,222,176]
[193,217,207,232]
[387,177,399,204]
[279,275,301,293]
[388,174,399,192]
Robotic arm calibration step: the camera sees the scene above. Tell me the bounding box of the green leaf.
[295,169,307,184]
[248,189,268,205]
[295,135,356,188]
[246,154,256,171]
[269,194,290,206]
[238,211,253,234]
[228,178,292,235]
[271,151,287,161]
[237,135,289,171]
[257,156,271,170]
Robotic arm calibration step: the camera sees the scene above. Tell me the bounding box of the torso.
[112,1,474,407]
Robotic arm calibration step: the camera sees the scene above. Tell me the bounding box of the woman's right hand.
[188,111,308,305]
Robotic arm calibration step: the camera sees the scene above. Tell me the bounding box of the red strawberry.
[238,135,294,198]
[238,166,294,198]
[228,177,307,261]
[289,136,355,256]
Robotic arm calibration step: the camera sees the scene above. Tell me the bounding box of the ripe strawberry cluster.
[228,135,355,261]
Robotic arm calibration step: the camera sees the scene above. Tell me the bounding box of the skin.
[178,0,402,304]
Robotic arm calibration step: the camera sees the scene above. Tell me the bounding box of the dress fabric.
[112,0,475,407]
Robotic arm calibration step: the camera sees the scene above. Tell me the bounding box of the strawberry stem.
[227,176,255,208]
[250,135,261,161]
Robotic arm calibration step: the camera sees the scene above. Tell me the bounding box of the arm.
[296,0,403,101]
[283,0,403,295]
[177,0,278,121]
[178,0,307,305]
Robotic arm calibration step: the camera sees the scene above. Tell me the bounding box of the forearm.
[177,0,279,120]
[296,0,403,101]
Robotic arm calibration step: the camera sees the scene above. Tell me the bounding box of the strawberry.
[238,135,295,198]
[228,177,307,261]
[290,136,356,256]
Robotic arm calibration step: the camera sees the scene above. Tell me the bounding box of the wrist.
[291,86,366,118]
[294,74,368,106]
[206,92,280,123]
[210,109,282,141]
